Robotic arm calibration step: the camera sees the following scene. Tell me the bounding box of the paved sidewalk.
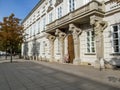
[31,60,120,88]
[1,59,119,90]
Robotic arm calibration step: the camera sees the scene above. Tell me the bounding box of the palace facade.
[22,0,120,68]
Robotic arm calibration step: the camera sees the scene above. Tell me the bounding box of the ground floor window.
[86,31,95,53]
[112,24,120,53]
[57,39,60,53]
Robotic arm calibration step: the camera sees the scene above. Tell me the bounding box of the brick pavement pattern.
[0,59,120,90]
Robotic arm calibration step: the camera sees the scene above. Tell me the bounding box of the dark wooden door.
[68,34,75,63]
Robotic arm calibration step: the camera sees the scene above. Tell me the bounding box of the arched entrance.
[68,34,75,63]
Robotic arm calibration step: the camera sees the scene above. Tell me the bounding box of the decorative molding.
[90,15,108,36]
[54,0,63,7]
[47,6,53,13]
[46,33,56,42]
[55,29,66,40]
[69,23,82,36]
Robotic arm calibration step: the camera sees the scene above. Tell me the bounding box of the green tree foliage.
[0,13,24,62]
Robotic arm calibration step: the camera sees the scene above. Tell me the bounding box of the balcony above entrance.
[46,0,105,33]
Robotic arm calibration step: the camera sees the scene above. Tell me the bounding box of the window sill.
[37,32,40,34]
[56,53,60,55]
[110,53,120,56]
[42,53,45,55]
[84,53,96,55]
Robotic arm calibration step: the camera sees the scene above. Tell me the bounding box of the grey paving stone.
[0,60,119,90]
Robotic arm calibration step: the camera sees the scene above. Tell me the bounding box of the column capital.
[90,16,108,36]
[46,33,56,42]
[69,23,82,36]
[55,29,66,40]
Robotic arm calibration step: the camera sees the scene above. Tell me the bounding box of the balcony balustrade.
[46,0,104,32]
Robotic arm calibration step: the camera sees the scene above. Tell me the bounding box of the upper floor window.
[42,6,46,14]
[38,21,40,33]
[49,13,53,23]
[43,18,46,31]
[86,31,95,53]
[112,25,120,53]
[69,0,75,12]
[58,6,62,19]
[37,11,40,17]
[30,27,32,36]
[32,25,34,36]
[49,0,52,6]
[33,24,36,35]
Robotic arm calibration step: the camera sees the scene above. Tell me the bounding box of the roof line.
[21,0,45,24]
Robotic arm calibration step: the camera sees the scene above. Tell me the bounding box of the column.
[55,29,66,63]
[46,34,56,62]
[69,23,82,65]
[90,15,108,69]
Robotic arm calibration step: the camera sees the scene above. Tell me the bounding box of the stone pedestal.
[73,58,81,65]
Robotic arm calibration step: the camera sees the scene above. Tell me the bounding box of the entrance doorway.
[68,34,75,63]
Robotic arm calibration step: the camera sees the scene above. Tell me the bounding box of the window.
[43,41,46,54]
[112,25,120,53]
[43,18,46,31]
[49,0,52,6]
[58,6,62,19]
[33,24,36,35]
[69,0,75,12]
[49,13,53,23]
[37,11,40,17]
[38,21,40,33]
[42,6,45,14]
[36,22,38,34]
[58,39,60,53]
[30,27,32,36]
[86,31,95,53]
[32,25,34,36]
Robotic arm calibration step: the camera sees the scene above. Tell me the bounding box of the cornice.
[54,0,63,7]
[47,6,53,13]
[21,0,45,24]
[105,7,120,16]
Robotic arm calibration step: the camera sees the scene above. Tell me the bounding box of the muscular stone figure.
[90,18,108,69]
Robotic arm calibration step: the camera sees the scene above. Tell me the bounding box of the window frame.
[58,6,62,19]
[111,24,120,53]
[86,30,95,54]
[69,0,75,12]
[49,12,53,23]
[42,17,46,31]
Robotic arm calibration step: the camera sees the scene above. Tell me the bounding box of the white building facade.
[22,0,120,68]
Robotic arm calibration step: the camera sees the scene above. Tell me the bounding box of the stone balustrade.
[46,0,103,32]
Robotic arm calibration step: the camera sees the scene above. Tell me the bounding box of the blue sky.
[0,0,40,22]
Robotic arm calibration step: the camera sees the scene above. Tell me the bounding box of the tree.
[0,13,24,62]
